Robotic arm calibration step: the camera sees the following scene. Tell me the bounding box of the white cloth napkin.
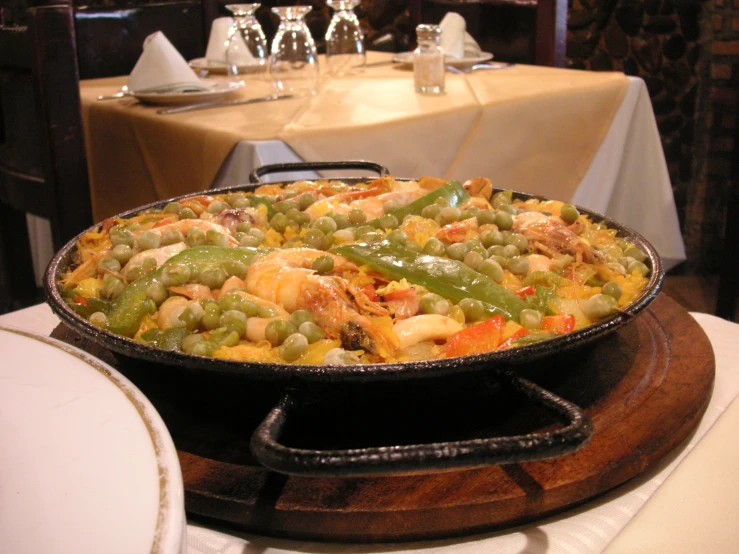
[127,31,207,93]
[206,17,254,66]
[439,12,482,59]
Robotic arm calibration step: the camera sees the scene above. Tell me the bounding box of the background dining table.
[1,300,738,553]
[75,51,686,275]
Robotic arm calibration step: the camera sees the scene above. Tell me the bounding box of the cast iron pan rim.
[44,182,664,383]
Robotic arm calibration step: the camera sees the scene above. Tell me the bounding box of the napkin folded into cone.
[439,12,482,59]
[205,17,254,66]
[127,31,208,93]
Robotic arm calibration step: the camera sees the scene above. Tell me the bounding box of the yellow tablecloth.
[79,52,628,221]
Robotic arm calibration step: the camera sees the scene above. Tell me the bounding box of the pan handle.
[248,160,390,184]
[250,372,593,477]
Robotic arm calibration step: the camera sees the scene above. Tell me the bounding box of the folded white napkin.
[439,12,482,59]
[206,16,255,66]
[127,31,207,93]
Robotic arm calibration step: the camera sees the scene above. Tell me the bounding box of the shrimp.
[245,248,396,358]
[303,177,417,220]
[513,212,600,263]
[350,189,426,220]
[121,243,187,279]
[463,177,493,200]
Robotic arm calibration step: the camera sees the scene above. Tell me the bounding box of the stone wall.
[566,0,738,273]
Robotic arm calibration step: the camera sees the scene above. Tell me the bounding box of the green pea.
[405,240,422,253]
[221,259,248,279]
[236,221,252,233]
[100,273,125,300]
[303,228,326,250]
[257,305,278,318]
[434,196,449,207]
[191,340,218,357]
[311,216,338,235]
[464,250,484,270]
[270,213,289,233]
[520,308,543,330]
[110,226,134,247]
[333,213,350,230]
[362,231,382,243]
[136,230,161,251]
[279,333,309,362]
[348,208,367,225]
[219,291,246,312]
[181,333,206,354]
[110,244,133,264]
[97,257,121,274]
[458,298,485,322]
[187,227,206,247]
[226,192,247,206]
[495,211,514,231]
[438,206,461,226]
[387,229,407,244]
[507,233,529,252]
[179,207,197,220]
[624,247,647,262]
[478,258,504,283]
[239,233,262,247]
[602,281,622,300]
[502,244,520,258]
[446,242,468,261]
[378,215,399,230]
[312,254,334,274]
[559,203,579,224]
[459,207,479,221]
[419,293,450,316]
[146,281,168,305]
[421,204,441,220]
[423,237,446,256]
[219,309,247,336]
[498,203,518,215]
[179,302,204,331]
[492,191,512,208]
[160,263,191,286]
[298,321,324,343]
[476,210,498,226]
[201,303,222,330]
[89,311,108,329]
[289,310,315,328]
[205,230,228,247]
[199,266,228,289]
[583,293,618,320]
[163,202,182,214]
[481,229,504,248]
[209,327,240,347]
[487,245,506,257]
[275,200,299,214]
[265,319,293,346]
[507,256,530,276]
[160,229,184,246]
[354,225,374,238]
[207,200,230,214]
[299,193,317,210]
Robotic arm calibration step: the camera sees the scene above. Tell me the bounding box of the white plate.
[189,57,267,76]
[130,78,245,106]
[0,326,186,554]
[392,51,494,67]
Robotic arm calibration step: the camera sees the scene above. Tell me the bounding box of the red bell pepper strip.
[445,315,505,358]
[541,313,575,335]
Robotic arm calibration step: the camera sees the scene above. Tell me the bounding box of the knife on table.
[157,93,296,115]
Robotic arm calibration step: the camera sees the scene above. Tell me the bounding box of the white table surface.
[1,303,737,554]
[210,77,686,272]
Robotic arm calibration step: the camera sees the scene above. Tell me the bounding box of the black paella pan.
[44,161,664,477]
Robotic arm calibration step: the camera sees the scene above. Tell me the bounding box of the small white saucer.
[392,51,494,67]
[131,78,245,105]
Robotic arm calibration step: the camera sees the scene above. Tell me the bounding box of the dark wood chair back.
[412,0,567,67]
[0,0,210,312]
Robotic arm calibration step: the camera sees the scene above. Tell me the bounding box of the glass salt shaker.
[413,24,444,95]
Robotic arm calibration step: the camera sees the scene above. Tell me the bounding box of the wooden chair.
[0,0,211,312]
[410,0,567,67]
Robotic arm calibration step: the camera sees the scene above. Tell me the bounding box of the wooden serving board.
[53,293,714,542]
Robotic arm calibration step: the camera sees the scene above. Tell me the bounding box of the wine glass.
[325,0,365,76]
[224,4,268,77]
[269,6,319,96]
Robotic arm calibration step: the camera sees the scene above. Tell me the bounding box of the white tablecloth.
[1,304,737,554]
[210,77,686,272]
